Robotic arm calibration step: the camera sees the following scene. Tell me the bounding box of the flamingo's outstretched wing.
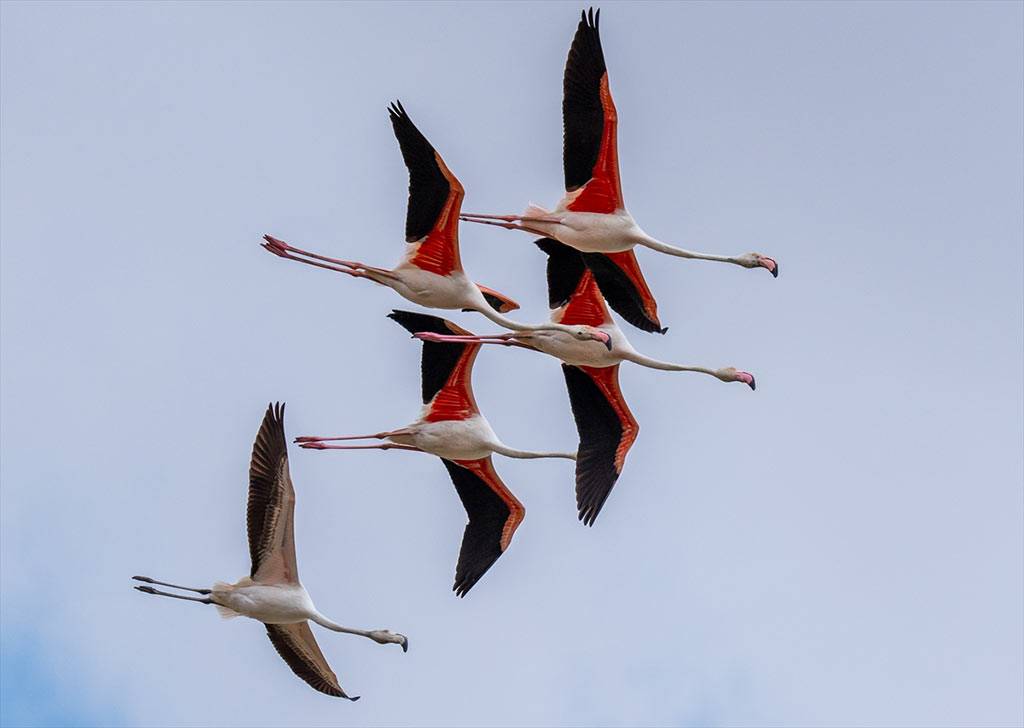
[581,250,665,334]
[535,237,589,310]
[563,8,622,214]
[388,310,480,421]
[441,457,525,597]
[387,111,518,315]
[247,402,299,584]
[558,10,666,334]
[561,364,639,525]
[535,238,663,333]
[265,622,356,699]
[389,101,464,276]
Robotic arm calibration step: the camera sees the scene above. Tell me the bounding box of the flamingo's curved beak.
[758,256,779,278]
[736,371,756,390]
[595,331,613,351]
[400,635,409,653]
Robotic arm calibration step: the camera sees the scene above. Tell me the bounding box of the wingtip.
[387,99,406,119]
[386,309,414,325]
[266,401,285,423]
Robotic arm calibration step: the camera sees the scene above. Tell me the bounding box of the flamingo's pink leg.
[262,241,366,278]
[460,213,562,224]
[264,235,364,269]
[299,442,421,452]
[294,428,413,444]
[458,218,549,237]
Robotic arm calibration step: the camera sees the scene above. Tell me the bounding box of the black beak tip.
[748,376,756,391]
[603,338,613,351]
[401,638,409,653]
[770,263,779,278]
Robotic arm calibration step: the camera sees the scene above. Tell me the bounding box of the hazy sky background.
[2,2,1022,726]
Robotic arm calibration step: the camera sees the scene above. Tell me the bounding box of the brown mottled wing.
[561,364,639,525]
[247,402,298,584]
[265,622,356,699]
[441,457,525,597]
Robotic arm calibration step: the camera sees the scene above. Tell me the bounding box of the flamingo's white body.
[384,265,490,312]
[381,415,572,462]
[516,205,641,255]
[212,581,319,624]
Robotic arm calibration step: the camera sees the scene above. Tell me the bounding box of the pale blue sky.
[2,2,1022,726]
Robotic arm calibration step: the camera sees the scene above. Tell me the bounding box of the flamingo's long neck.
[310,613,373,638]
[473,304,579,337]
[490,442,577,461]
[474,305,536,331]
[621,350,718,377]
[636,233,739,265]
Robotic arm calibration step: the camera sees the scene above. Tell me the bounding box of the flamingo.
[460,8,779,334]
[133,403,407,699]
[414,238,755,525]
[263,101,571,336]
[298,310,576,595]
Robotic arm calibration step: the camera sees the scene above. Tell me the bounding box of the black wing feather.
[388,310,467,404]
[247,402,289,578]
[389,101,450,242]
[561,365,624,525]
[480,291,508,312]
[441,459,511,597]
[581,252,667,334]
[563,8,607,191]
[535,237,588,309]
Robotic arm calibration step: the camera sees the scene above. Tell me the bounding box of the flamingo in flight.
[133,403,407,699]
[263,102,572,336]
[460,8,778,334]
[298,311,576,595]
[416,239,754,525]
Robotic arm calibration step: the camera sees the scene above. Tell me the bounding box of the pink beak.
[735,371,756,390]
[759,257,779,278]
